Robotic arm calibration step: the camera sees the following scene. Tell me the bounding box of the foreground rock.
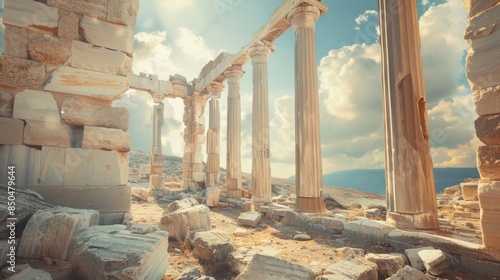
[404,247,434,271]
[237,211,261,227]
[235,253,314,280]
[228,247,280,274]
[164,197,199,214]
[159,204,211,241]
[325,255,378,280]
[18,207,99,260]
[417,249,449,276]
[386,265,430,280]
[70,224,169,280]
[193,231,234,269]
[132,188,151,201]
[5,264,52,280]
[365,253,406,278]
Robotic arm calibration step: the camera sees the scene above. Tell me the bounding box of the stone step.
[456,201,480,210]
[453,211,472,218]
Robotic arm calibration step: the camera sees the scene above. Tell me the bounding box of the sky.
[0,0,480,179]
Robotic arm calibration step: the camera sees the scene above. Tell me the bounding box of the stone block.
[365,253,406,278]
[3,0,59,31]
[24,121,71,147]
[6,265,52,280]
[478,181,500,249]
[417,249,449,276]
[193,171,205,182]
[206,187,221,207]
[58,12,79,40]
[464,2,500,54]
[69,224,169,280]
[71,41,132,76]
[475,114,500,145]
[228,247,279,275]
[321,217,344,233]
[238,211,261,227]
[159,204,211,241]
[0,56,45,89]
[326,255,378,280]
[82,126,130,152]
[460,182,479,201]
[235,253,314,280]
[18,207,99,260]
[335,247,365,259]
[404,246,435,271]
[38,146,65,186]
[149,174,165,190]
[14,90,60,123]
[61,98,129,130]
[0,92,14,118]
[131,188,150,201]
[477,146,500,180]
[466,45,500,90]
[0,145,42,187]
[48,0,107,20]
[80,16,134,54]
[386,265,429,280]
[28,36,71,65]
[343,220,394,240]
[4,25,28,58]
[474,86,500,116]
[0,117,24,145]
[45,66,128,101]
[462,0,500,17]
[164,198,199,214]
[193,231,234,263]
[107,0,139,28]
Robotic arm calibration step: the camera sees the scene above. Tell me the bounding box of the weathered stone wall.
[0,0,138,223]
[462,0,500,249]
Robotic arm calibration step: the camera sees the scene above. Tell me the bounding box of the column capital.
[207,82,224,99]
[248,41,276,64]
[287,5,321,32]
[151,92,167,103]
[224,65,244,84]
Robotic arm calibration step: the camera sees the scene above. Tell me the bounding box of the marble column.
[378,0,438,229]
[206,83,224,188]
[224,66,244,198]
[249,41,275,206]
[149,94,166,190]
[287,6,327,214]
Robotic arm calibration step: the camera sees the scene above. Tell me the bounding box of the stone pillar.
[249,41,274,206]
[182,93,208,191]
[149,94,166,190]
[288,6,327,214]
[462,1,500,249]
[378,0,438,229]
[224,66,244,198]
[205,83,224,188]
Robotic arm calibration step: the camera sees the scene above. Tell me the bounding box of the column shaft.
[206,98,220,188]
[150,102,164,190]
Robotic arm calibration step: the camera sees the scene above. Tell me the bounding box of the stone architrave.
[378,0,438,229]
[224,66,244,198]
[206,82,224,189]
[249,41,274,206]
[287,5,328,214]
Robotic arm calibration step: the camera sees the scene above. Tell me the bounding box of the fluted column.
[206,83,224,188]
[287,6,327,214]
[149,93,166,190]
[249,41,275,206]
[224,66,244,198]
[378,0,438,229]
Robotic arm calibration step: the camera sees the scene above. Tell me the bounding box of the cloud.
[354,10,378,25]
[422,0,430,5]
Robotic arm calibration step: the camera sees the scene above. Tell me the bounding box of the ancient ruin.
[0,0,500,279]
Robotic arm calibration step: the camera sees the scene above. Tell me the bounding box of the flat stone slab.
[69,224,169,280]
[238,211,261,227]
[417,249,449,276]
[193,231,234,263]
[235,253,314,280]
[326,255,378,280]
[404,246,435,271]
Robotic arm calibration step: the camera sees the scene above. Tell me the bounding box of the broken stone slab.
[460,182,479,201]
[107,0,139,27]
[3,0,59,31]
[404,247,435,271]
[28,36,71,65]
[69,224,169,280]
[82,126,131,152]
[0,117,24,145]
[61,98,129,130]
[235,253,314,280]
[478,181,500,249]
[5,264,53,280]
[18,207,99,260]
[473,86,500,116]
[23,121,71,148]
[335,247,365,259]
[164,198,199,215]
[228,247,280,275]
[131,188,150,201]
[80,16,134,54]
[365,253,406,278]
[205,187,221,207]
[325,255,378,280]
[193,231,234,265]
[159,204,211,241]
[475,114,500,145]
[0,56,45,89]
[45,66,128,101]
[14,90,60,123]
[71,41,132,76]
[466,45,500,90]
[4,25,28,58]
[0,92,14,118]
[48,0,107,20]
[58,12,79,40]
[477,145,500,180]
[238,211,261,227]
[386,265,430,280]
[417,249,449,276]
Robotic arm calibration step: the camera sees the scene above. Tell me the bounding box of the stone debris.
[164,197,200,214]
[417,249,449,276]
[175,267,201,280]
[460,182,479,201]
[4,264,52,280]
[325,254,378,280]
[131,188,151,201]
[234,227,248,236]
[237,211,261,227]
[293,233,312,241]
[70,224,169,280]
[404,247,435,271]
[335,247,365,259]
[206,187,221,207]
[193,231,235,266]
[235,253,314,280]
[227,247,280,275]
[18,207,99,260]
[386,265,431,280]
[365,253,406,278]
[159,204,211,241]
[364,208,383,220]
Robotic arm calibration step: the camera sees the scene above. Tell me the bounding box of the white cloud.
[354,10,378,25]
[422,0,430,5]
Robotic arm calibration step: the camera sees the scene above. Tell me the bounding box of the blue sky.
[0,0,478,178]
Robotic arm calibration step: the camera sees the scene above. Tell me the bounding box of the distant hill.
[290,168,479,196]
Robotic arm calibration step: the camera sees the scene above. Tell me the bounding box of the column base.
[386,211,439,230]
[226,189,242,199]
[149,174,165,190]
[296,197,329,215]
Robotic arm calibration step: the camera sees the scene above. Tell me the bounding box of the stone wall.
[462,0,500,249]
[0,0,138,224]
